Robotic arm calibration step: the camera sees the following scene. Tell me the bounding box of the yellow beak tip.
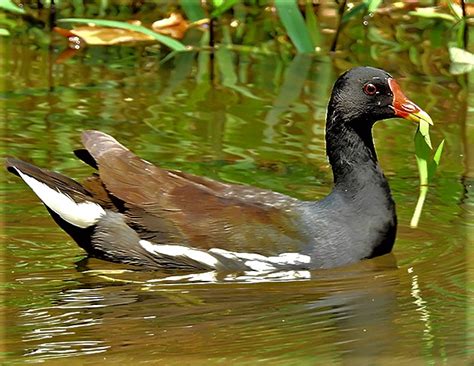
[414,110,433,126]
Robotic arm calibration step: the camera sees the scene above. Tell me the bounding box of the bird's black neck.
[321,107,397,259]
[325,108,393,206]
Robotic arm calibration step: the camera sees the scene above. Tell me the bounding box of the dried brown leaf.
[69,26,154,45]
[152,13,189,40]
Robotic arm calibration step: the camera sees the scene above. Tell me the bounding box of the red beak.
[388,78,433,125]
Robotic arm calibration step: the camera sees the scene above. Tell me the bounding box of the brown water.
[1,7,474,365]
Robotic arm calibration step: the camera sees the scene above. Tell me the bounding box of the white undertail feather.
[15,168,105,228]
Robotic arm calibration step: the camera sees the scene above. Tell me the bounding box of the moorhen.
[6,67,433,272]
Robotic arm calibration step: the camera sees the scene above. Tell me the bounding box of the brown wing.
[81,130,309,255]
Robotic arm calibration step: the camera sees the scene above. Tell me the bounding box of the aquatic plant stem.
[461,0,468,48]
[49,0,56,30]
[331,0,347,52]
[209,16,215,50]
[410,185,428,228]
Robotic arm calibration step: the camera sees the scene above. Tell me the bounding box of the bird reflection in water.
[18,254,403,364]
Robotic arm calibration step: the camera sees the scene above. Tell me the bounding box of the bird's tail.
[5,157,105,229]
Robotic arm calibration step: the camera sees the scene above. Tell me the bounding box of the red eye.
[363,83,377,96]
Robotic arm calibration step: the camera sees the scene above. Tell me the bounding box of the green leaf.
[456,18,466,49]
[58,18,187,51]
[428,139,445,181]
[418,119,432,149]
[367,27,399,47]
[414,127,431,186]
[411,129,430,228]
[304,0,322,48]
[342,0,381,23]
[211,0,239,18]
[275,0,314,53]
[0,0,25,14]
[411,122,445,227]
[342,3,366,23]
[0,28,10,36]
[409,8,456,22]
[180,0,206,22]
[429,22,444,48]
[366,0,382,13]
[409,46,420,66]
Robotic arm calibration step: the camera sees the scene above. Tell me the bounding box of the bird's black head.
[327,66,432,128]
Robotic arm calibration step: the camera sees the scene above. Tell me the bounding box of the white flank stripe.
[139,242,311,272]
[210,248,311,268]
[15,168,105,228]
[139,241,220,269]
[268,253,311,265]
[244,260,275,272]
